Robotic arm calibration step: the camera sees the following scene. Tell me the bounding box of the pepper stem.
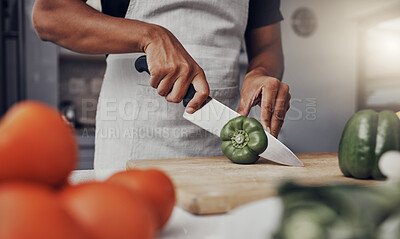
[235,134,245,144]
[231,130,249,149]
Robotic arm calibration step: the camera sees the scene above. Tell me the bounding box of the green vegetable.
[274,182,400,239]
[339,110,400,179]
[220,116,267,164]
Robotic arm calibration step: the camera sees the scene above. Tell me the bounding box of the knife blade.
[182,98,303,166]
[135,55,304,166]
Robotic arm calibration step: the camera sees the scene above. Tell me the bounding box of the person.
[32,0,291,170]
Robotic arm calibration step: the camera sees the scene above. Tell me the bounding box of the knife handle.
[135,55,196,107]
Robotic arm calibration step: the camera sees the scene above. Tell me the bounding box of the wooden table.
[127,153,380,215]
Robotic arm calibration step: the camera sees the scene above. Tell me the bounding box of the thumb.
[237,96,252,116]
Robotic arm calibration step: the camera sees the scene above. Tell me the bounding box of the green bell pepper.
[338,110,400,179]
[220,116,268,164]
[274,182,400,239]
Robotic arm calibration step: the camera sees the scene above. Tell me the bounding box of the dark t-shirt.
[96,0,283,30]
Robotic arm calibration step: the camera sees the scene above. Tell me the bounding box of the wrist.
[136,23,154,52]
[140,24,168,53]
[132,21,163,52]
[246,66,282,82]
[246,66,269,78]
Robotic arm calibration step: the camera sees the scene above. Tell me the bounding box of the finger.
[260,79,280,131]
[156,73,178,97]
[165,76,190,103]
[165,64,192,103]
[148,60,167,89]
[186,71,209,114]
[237,88,261,117]
[270,83,290,137]
[149,71,166,89]
[285,93,291,112]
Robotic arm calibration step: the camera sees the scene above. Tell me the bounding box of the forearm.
[247,46,284,81]
[245,23,284,80]
[240,23,289,136]
[33,0,154,54]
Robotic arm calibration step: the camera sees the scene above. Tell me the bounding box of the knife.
[135,55,303,166]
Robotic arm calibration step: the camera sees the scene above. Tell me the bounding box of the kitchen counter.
[70,170,283,239]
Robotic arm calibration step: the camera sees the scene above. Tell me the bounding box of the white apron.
[94,0,250,170]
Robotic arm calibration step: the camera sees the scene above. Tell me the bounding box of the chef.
[32,0,291,170]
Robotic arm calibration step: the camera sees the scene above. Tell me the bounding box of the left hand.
[237,68,291,138]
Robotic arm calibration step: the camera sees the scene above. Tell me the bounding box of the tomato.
[59,182,157,239]
[107,169,175,229]
[0,182,89,239]
[0,101,78,187]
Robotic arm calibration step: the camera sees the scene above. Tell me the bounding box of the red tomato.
[0,101,78,187]
[0,182,89,239]
[107,169,176,229]
[59,182,158,239]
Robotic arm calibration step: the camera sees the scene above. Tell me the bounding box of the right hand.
[143,25,209,114]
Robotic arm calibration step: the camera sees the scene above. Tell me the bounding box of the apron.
[94,0,250,170]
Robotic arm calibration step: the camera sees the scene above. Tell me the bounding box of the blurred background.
[0,0,399,169]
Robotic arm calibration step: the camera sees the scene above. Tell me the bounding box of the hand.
[33,0,208,114]
[143,25,209,113]
[237,68,291,138]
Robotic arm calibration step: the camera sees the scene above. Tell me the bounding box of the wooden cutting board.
[127,153,382,215]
